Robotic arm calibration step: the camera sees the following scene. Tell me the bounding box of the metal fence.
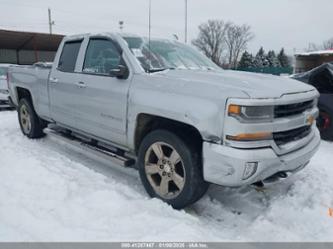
[236,67,293,75]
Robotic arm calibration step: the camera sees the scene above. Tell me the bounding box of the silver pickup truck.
[8,33,321,209]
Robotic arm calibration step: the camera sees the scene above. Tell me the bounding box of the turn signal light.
[228,104,241,115]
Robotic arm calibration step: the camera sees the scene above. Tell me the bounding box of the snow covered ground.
[0,110,332,242]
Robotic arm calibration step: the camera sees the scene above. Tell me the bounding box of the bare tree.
[192,20,230,66]
[306,38,333,52]
[305,42,320,52]
[323,38,333,50]
[225,24,254,69]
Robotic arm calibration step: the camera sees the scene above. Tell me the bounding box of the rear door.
[49,39,83,127]
[74,37,131,146]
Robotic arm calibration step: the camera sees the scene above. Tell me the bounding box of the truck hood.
[153,69,315,99]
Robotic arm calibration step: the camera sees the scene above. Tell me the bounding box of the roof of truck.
[64,32,116,40]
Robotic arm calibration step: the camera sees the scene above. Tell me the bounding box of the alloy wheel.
[20,104,31,134]
[144,142,186,199]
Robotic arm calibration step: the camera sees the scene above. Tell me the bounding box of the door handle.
[49,77,59,83]
[76,81,87,88]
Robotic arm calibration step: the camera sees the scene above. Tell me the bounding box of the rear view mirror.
[109,65,128,79]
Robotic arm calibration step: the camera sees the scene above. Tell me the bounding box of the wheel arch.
[16,87,34,106]
[133,113,204,155]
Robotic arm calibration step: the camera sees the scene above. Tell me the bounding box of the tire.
[138,129,209,209]
[317,108,333,141]
[18,98,46,139]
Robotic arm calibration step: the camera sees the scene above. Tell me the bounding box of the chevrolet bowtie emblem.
[307,115,315,125]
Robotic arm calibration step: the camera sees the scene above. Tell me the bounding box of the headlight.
[228,104,274,122]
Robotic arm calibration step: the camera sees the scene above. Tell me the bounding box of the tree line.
[238,47,291,69]
[192,19,291,69]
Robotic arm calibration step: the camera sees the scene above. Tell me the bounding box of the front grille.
[273,126,312,146]
[274,100,314,118]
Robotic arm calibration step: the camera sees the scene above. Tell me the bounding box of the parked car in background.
[8,33,320,209]
[292,63,333,140]
[0,64,14,108]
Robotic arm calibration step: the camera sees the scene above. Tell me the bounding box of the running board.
[44,128,135,168]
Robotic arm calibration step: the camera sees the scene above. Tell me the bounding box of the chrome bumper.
[203,128,320,187]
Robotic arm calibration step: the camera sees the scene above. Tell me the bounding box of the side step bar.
[44,128,135,168]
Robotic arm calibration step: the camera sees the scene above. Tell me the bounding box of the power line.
[0,1,186,38]
[0,0,129,25]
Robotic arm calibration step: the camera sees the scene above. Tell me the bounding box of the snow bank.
[0,111,332,242]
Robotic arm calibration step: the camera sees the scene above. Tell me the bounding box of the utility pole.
[185,0,188,43]
[148,0,152,71]
[148,0,151,42]
[48,8,55,34]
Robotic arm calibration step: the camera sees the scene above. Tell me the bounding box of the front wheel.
[138,130,208,209]
[18,98,46,139]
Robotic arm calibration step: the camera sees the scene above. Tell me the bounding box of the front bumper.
[203,128,321,187]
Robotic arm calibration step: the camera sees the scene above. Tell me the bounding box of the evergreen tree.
[254,47,269,67]
[254,48,264,67]
[238,51,254,69]
[277,48,290,67]
[266,50,281,67]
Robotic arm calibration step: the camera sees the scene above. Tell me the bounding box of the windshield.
[122,36,220,73]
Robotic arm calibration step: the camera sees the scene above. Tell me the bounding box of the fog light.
[242,162,258,180]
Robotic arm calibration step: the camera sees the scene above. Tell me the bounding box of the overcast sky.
[0,0,332,54]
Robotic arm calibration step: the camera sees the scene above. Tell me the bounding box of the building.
[0,29,64,65]
[294,50,333,73]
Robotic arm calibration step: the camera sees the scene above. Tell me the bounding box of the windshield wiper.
[147,67,175,73]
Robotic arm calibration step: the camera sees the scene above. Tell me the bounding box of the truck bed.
[8,63,52,117]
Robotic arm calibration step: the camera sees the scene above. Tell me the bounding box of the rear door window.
[58,40,82,72]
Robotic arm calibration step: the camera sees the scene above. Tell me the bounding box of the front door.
[74,38,131,146]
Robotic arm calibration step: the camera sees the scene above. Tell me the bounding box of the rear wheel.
[18,98,46,139]
[138,130,209,209]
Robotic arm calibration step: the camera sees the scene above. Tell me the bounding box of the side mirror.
[109,65,128,79]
